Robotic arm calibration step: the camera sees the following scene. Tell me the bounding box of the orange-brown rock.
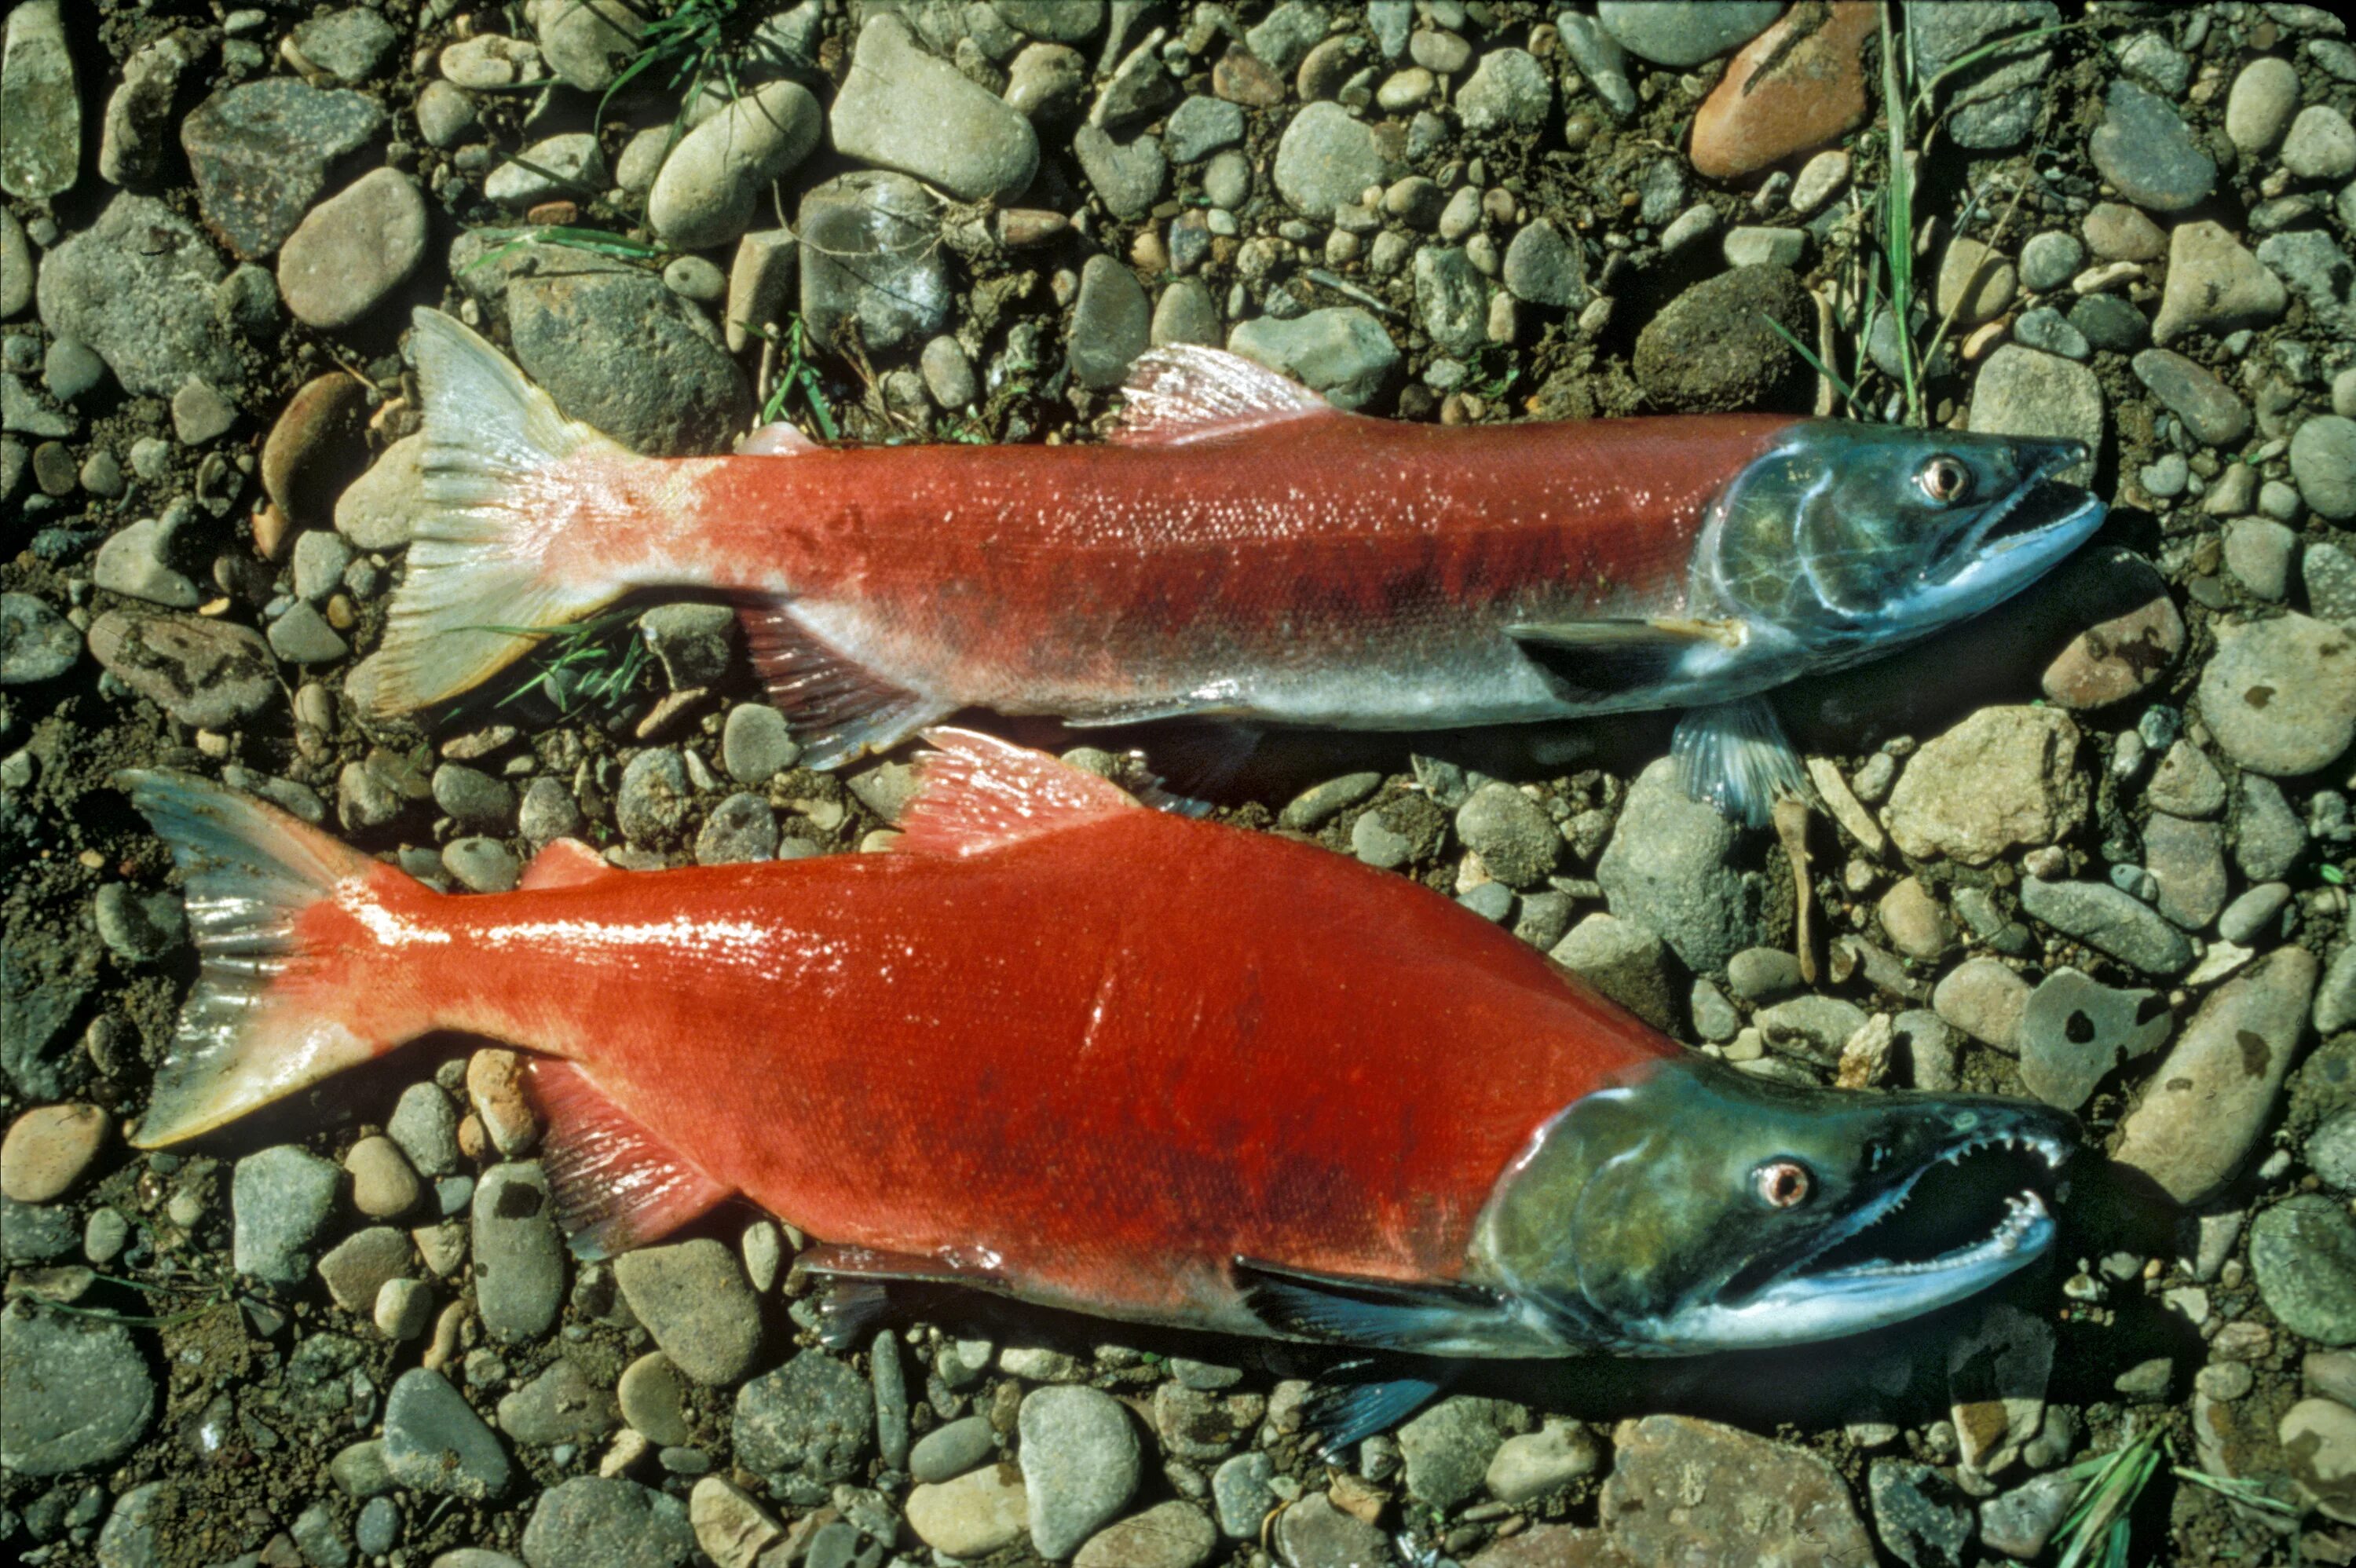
[260,371,371,528]
[1690,1,1878,181]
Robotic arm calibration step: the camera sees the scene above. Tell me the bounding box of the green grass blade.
[1763,314,1860,408]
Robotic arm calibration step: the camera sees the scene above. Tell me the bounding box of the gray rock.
[498,1358,622,1447]
[1166,95,1244,163]
[2153,221,2287,346]
[1596,1,1779,66]
[615,1239,762,1385]
[1978,1470,2076,1559]
[97,1480,171,1567]
[2291,415,2356,521]
[1274,101,1395,219]
[232,1144,342,1286]
[485,131,606,207]
[99,30,199,190]
[1603,1414,1875,1563]
[1212,1450,1275,1537]
[2319,945,2356,1037]
[1412,245,1488,357]
[1633,265,1811,413]
[638,603,735,690]
[2200,613,2356,777]
[289,9,397,82]
[472,1162,565,1342]
[2251,1195,2356,1346]
[414,79,476,149]
[1551,913,1678,1033]
[1455,782,1560,886]
[0,592,78,684]
[522,1478,693,1568]
[832,14,1037,203]
[2149,744,2228,823]
[920,334,979,408]
[1886,707,2085,864]
[2069,291,2148,353]
[2011,306,2087,360]
[93,882,185,964]
[735,1351,875,1499]
[1246,2,1325,71]
[1756,995,1871,1063]
[87,608,280,726]
[994,0,1102,45]
[1225,308,1398,411]
[2312,1109,2356,1193]
[1502,219,1585,309]
[2226,56,2301,153]
[1908,1,2058,148]
[2219,883,2292,947]
[1070,255,1151,391]
[434,764,515,833]
[1456,49,1550,135]
[2225,517,2296,601]
[180,78,384,259]
[36,194,243,397]
[2284,105,2356,181]
[0,2,77,201]
[1970,345,2103,486]
[647,83,821,251]
[2114,947,2318,1204]
[2090,79,2215,212]
[388,1084,461,1177]
[504,251,752,457]
[1398,1396,1525,1510]
[1072,124,1167,221]
[518,777,584,846]
[267,601,350,666]
[2235,773,2308,882]
[529,0,646,92]
[2132,349,2249,448]
[1596,757,1758,974]
[2143,812,2226,930]
[2018,231,2083,294]
[1723,225,1807,269]
[1,208,29,318]
[1271,1493,1388,1568]
[2259,229,2356,343]
[695,793,778,865]
[1557,11,1636,119]
[2016,967,2171,1110]
[384,1367,512,1500]
[1019,1384,1140,1559]
[278,169,427,331]
[2018,877,2194,974]
[798,171,953,356]
[316,1225,411,1311]
[0,1300,156,1475]
[616,748,690,846]
[723,704,800,785]
[1869,1459,1973,1568]
[913,1414,997,1484]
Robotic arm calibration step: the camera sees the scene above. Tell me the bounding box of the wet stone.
[2143,812,2226,930]
[695,794,778,865]
[318,1225,412,1313]
[2114,948,2320,1204]
[2018,877,2194,974]
[1074,1500,1216,1568]
[2200,614,2356,777]
[2234,774,2307,883]
[1019,1384,1140,1559]
[2133,349,2250,448]
[646,82,821,252]
[798,172,953,357]
[1484,1420,1600,1506]
[1634,265,1810,412]
[232,1143,342,1286]
[498,1358,621,1447]
[388,1084,460,1178]
[2153,221,2286,347]
[0,3,76,201]
[1970,346,2103,487]
[614,1239,762,1386]
[2016,967,2171,1110]
[2252,1196,2356,1347]
[2291,414,2356,521]
[1212,1450,1275,1537]
[1227,308,1399,412]
[181,79,386,260]
[1275,101,1394,220]
[0,1105,105,1203]
[1272,1493,1388,1568]
[1552,913,1677,1035]
[831,13,1037,204]
[735,1350,874,1501]
[521,1477,693,1568]
[1909,1,2057,149]
[279,168,428,331]
[1602,1414,1872,1567]
[1070,254,1151,391]
[384,1367,512,1500]
[913,1413,997,1484]
[1455,783,1560,886]
[0,1300,157,1477]
[473,1162,564,1342]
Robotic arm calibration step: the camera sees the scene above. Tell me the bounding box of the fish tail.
[117,769,441,1147]
[352,309,639,718]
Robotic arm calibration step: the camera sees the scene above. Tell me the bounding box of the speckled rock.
[1596,757,1761,974]
[2114,947,2319,1204]
[521,1477,693,1568]
[1885,707,2085,864]
[1601,1415,1872,1567]
[2199,614,2356,777]
[0,1299,156,1476]
[181,78,385,259]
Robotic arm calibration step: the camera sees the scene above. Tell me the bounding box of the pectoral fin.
[1505,616,1740,704]
[1671,695,1813,829]
[1231,1257,1536,1355]
[1299,1361,1448,1456]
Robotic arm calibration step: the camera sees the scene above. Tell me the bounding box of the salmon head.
[1696,422,2105,677]
[1472,1054,2076,1354]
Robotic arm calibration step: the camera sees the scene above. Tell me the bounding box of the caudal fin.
[119,771,436,1146]
[353,309,636,718]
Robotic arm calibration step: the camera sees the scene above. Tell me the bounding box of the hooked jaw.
[1901,437,2105,628]
[1639,1117,2072,1352]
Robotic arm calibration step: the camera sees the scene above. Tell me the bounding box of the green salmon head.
[1472,1055,2075,1354]
[1697,422,2104,670]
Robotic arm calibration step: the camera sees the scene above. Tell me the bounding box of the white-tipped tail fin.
[355,309,637,718]
[118,770,435,1146]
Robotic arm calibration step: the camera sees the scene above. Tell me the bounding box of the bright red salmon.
[125,733,2071,1442]
[352,313,2102,824]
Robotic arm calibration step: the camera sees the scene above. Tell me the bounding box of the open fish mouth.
[1785,1127,2070,1291]
[1952,440,2100,562]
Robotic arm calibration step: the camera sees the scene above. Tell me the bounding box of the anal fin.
[525,1060,732,1259]
[1299,1360,1447,1457]
[734,600,948,769]
[1671,695,1812,829]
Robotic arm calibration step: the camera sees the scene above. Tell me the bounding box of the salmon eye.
[1916,455,1974,506]
[1753,1159,1813,1208]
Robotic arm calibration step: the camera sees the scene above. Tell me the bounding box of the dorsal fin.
[894,729,1139,857]
[524,1058,732,1259]
[1113,345,1333,445]
[518,838,620,890]
[737,421,821,455]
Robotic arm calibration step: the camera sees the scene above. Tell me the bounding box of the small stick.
[1773,793,1816,984]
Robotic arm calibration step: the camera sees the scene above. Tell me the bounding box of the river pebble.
[385,1366,512,1499]
[832,13,1036,203]
[473,1162,565,1342]
[2200,614,2356,776]
[0,1299,157,1475]
[2016,967,2171,1110]
[615,1238,763,1385]
[2252,1196,2356,1346]
[906,1463,1030,1556]
[521,1477,693,1568]
[232,1143,342,1286]
[1020,1384,1140,1559]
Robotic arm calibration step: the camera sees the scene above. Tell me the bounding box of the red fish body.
[135,733,1668,1337]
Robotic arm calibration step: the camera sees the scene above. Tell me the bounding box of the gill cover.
[1696,422,2105,667]
[1474,1055,2075,1353]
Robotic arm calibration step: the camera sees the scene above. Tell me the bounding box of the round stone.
[2252,1196,2356,1347]
[2198,614,2356,776]
[0,1104,108,1203]
[2290,414,2356,521]
[648,82,823,250]
[277,168,428,330]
